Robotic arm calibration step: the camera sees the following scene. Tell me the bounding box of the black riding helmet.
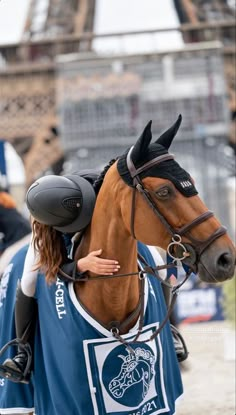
[26,172,97,233]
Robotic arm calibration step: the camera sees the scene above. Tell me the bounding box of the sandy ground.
[177,321,235,415]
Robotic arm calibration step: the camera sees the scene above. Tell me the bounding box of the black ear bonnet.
[117,117,198,197]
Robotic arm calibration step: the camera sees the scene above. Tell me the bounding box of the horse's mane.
[93,158,118,194]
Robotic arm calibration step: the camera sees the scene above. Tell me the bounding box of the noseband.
[126,146,227,273]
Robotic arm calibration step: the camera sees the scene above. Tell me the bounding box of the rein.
[110,253,192,353]
[71,251,191,352]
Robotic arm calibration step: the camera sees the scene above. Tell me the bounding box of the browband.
[126,146,175,180]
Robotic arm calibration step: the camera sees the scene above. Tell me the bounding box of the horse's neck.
[74,183,140,331]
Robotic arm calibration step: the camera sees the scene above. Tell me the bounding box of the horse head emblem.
[108,347,156,400]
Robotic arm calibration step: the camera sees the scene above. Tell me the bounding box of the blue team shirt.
[33,242,183,415]
[0,245,34,414]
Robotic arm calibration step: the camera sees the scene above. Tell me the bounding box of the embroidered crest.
[108,347,156,401]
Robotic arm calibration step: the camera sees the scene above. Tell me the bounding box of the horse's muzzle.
[199,247,235,283]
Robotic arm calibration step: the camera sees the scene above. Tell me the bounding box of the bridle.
[126,146,227,273]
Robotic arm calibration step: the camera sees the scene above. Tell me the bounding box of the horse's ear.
[156,114,182,149]
[131,120,152,160]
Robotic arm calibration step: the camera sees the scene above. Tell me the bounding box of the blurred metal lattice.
[57,44,229,165]
[56,44,235,237]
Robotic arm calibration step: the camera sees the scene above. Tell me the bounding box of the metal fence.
[56,43,235,239]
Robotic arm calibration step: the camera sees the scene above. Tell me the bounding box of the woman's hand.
[77,249,120,275]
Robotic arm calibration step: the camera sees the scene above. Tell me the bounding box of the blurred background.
[0,1,235,413]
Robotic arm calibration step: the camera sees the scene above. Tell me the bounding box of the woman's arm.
[21,242,39,297]
[58,249,120,282]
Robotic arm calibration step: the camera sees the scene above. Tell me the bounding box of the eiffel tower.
[23,0,95,40]
[0,0,235,187]
[0,0,96,186]
[173,0,236,153]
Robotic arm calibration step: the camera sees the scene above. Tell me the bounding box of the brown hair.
[31,219,67,284]
[0,191,17,209]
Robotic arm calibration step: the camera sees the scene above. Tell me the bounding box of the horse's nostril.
[217,253,233,270]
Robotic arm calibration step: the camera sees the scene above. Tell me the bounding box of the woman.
[0,172,120,383]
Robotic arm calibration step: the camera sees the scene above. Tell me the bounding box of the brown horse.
[74,115,235,334]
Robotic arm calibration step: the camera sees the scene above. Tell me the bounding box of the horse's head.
[114,115,235,283]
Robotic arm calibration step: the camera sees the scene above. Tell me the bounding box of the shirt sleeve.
[58,260,86,282]
[21,241,39,297]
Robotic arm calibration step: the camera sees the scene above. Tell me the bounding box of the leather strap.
[176,211,214,235]
[126,146,175,180]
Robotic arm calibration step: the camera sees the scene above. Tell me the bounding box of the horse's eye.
[156,187,170,198]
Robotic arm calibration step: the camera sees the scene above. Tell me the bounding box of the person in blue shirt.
[0,190,31,255]
[0,171,120,384]
[0,190,31,277]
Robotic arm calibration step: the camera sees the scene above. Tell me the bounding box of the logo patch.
[105,345,156,406]
[84,324,170,414]
[179,180,192,188]
[55,278,67,319]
